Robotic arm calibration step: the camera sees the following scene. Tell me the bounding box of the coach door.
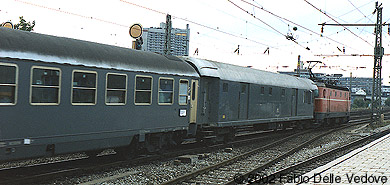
[189,80,199,123]
[238,83,249,120]
[291,89,298,116]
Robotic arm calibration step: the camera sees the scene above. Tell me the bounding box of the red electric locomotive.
[306,61,351,125]
[314,82,350,124]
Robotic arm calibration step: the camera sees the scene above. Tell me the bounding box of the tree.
[352,98,370,109]
[385,98,390,107]
[14,16,35,31]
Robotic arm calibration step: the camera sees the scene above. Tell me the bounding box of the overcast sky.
[2,0,390,84]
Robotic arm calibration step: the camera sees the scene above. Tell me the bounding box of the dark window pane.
[159,92,173,103]
[31,87,59,103]
[107,74,126,89]
[0,65,16,84]
[72,89,96,103]
[260,87,264,94]
[159,79,173,91]
[0,86,15,103]
[191,82,196,101]
[222,83,228,92]
[135,91,151,104]
[241,84,246,93]
[32,68,60,86]
[107,90,125,103]
[136,77,152,90]
[73,72,96,88]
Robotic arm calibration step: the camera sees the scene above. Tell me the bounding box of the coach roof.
[182,57,317,90]
[0,27,198,77]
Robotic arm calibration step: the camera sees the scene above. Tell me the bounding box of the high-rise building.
[142,23,189,56]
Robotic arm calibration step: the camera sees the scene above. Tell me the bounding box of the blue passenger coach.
[0,28,199,161]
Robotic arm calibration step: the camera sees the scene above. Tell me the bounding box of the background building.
[142,23,190,56]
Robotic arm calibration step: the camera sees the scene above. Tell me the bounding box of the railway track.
[162,123,370,184]
[0,109,383,184]
[0,127,297,184]
[232,128,390,185]
[226,115,390,184]
[163,111,390,184]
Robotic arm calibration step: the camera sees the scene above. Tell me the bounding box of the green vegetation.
[14,16,35,31]
[351,98,370,109]
[385,98,390,107]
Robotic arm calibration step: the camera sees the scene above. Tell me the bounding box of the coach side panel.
[0,59,194,161]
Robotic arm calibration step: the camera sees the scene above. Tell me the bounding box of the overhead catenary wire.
[323,0,375,24]
[119,0,272,48]
[14,0,129,27]
[227,0,310,51]
[14,0,274,49]
[240,0,361,52]
[347,0,374,23]
[303,0,374,47]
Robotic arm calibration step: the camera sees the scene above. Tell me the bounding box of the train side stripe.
[315,98,350,102]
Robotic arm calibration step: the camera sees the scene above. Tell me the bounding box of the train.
[0,27,350,161]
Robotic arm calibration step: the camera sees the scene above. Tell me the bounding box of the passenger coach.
[0,28,199,161]
[182,57,318,141]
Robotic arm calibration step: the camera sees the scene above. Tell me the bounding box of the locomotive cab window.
[135,75,152,105]
[179,79,189,105]
[0,63,18,105]
[31,66,61,105]
[106,73,127,105]
[72,70,97,105]
[158,77,174,105]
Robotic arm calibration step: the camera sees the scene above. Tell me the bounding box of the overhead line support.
[319,1,385,125]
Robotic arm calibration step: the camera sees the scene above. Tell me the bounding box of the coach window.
[106,73,127,105]
[335,91,337,97]
[260,87,265,95]
[158,77,174,105]
[269,87,272,95]
[31,66,61,105]
[135,75,152,105]
[179,79,189,105]
[0,63,18,105]
[72,70,97,105]
[281,89,285,96]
